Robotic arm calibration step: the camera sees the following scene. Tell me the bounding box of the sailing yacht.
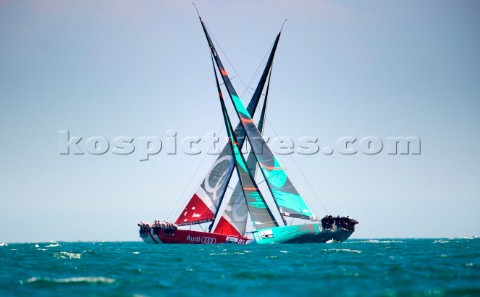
[138,11,358,244]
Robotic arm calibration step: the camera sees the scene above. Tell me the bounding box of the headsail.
[205,22,315,221]
[175,17,282,227]
[212,57,278,229]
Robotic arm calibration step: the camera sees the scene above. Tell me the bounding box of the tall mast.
[213,79,271,236]
[211,56,278,229]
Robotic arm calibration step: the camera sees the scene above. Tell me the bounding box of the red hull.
[142,228,251,244]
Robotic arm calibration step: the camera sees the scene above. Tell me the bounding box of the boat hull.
[140,228,252,244]
[140,223,354,244]
[253,223,354,244]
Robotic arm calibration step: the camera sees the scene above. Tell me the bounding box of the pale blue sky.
[1,0,479,242]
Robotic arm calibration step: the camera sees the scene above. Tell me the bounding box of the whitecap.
[378,240,404,244]
[353,239,404,244]
[460,236,476,240]
[132,251,140,255]
[53,252,82,259]
[46,243,60,248]
[325,248,362,254]
[0,243,7,247]
[26,276,115,284]
[346,240,374,244]
[364,240,403,244]
[209,252,228,256]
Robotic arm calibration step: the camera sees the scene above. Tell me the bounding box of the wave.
[53,252,81,259]
[324,248,362,254]
[352,240,404,244]
[25,276,115,284]
[0,243,7,247]
[434,240,450,244]
[46,243,61,248]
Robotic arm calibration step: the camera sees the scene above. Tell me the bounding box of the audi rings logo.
[201,236,217,244]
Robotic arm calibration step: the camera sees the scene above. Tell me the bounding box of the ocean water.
[1,239,479,297]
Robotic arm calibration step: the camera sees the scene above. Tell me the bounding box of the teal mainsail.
[211,57,278,229]
[213,72,274,235]
[228,91,315,220]
[213,90,269,236]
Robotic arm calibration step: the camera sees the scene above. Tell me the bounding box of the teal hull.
[252,223,353,244]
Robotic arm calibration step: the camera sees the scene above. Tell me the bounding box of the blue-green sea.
[1,239,479,297]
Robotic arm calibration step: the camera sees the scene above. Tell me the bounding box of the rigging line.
[192,2,200,18]
[193,3,249,100]
[167,97,232,222]
[205,24,252,98]
[265,119,330,215]
[196,8,277,108]
[248,87,266,98]
[168,145,224,221]
[220,76,236,86]
[261,67,288,227]
[280,19,288,32]
[170,4,219,222]
[256,170,284,185]
[261,56,329,215]
[241,41,274,98]
[172,72,249,227]
[167,150,210,221]
[168,121,230,222]
[245,19,285,97]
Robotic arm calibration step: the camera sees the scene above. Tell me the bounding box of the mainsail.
[212,57,278,229]
[202,20,315,221]
[213,84,269,236]
[175,17,281,227]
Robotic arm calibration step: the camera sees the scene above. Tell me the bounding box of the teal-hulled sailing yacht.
[197,9,358,244]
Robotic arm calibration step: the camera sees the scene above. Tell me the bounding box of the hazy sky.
[1,0,479,242]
